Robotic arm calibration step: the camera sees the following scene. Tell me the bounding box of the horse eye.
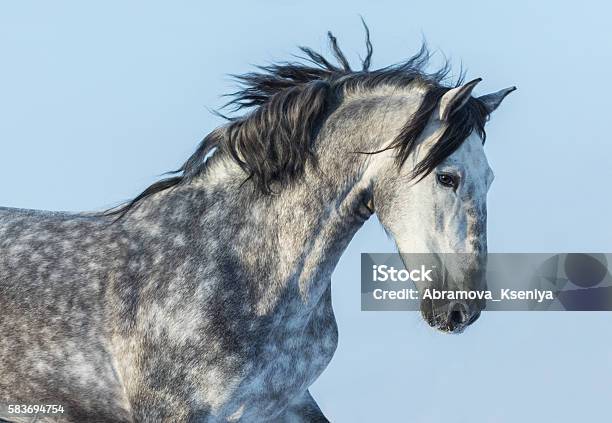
[436,173,457,188]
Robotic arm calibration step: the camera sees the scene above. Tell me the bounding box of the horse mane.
[108,23,489,219]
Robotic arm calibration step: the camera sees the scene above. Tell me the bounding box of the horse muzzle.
[420,298,484,334]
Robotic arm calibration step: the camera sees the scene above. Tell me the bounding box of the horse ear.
[438,78,482,121]
[477,86,517,114]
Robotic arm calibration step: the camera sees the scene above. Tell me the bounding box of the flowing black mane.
[109,24,489,218]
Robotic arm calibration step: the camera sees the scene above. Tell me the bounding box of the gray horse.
[0,29,514,422]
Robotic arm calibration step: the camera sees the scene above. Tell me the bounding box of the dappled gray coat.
[0,28,513,423]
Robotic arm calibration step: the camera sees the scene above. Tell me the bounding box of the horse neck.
[123,153,370,316]
[230,155,370,313]
[262,170,371,310]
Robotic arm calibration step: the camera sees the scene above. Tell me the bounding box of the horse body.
[0,145,364,421]
[0,29,514,422]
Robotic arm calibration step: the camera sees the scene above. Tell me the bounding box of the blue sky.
[1,1,610,421]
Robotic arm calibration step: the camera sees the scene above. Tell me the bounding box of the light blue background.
[1,1,610,421]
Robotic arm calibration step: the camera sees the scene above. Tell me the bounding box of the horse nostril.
[447,303,467,330]
[449,310,465,326]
